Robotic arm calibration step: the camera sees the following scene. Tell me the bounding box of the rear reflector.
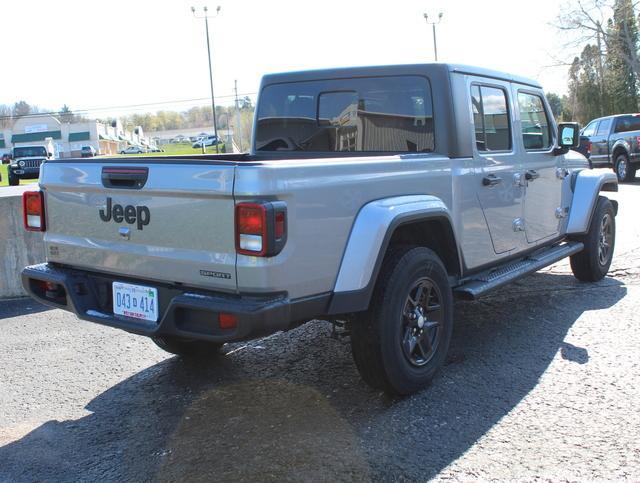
[23,191,45,231]
[275,211,286,239]
[218,313,237,330]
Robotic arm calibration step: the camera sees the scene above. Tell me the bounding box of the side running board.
[454,241,584,300]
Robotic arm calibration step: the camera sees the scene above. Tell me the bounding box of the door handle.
[482,174,503,186]
[102,166,149,189]
[525,169,540,181]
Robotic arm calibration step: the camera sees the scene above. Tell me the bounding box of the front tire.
[350,246,453,396]
[614,153,636,182]
[570,196,616,282]
[8,172,19,186]
[152,335,223,358]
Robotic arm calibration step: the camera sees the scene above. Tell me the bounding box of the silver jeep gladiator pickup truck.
[22,64,618,395]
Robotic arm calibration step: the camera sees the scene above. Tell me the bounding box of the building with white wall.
[0,115,153,157]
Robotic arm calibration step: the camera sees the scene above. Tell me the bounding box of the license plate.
[112,282,158,322]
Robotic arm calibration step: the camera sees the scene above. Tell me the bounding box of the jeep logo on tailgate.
[99,197,151,230]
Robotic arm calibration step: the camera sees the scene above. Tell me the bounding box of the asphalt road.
[1,182,639,481]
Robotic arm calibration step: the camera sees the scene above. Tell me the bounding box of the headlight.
[19,160,25,167]
[10,163,18,168]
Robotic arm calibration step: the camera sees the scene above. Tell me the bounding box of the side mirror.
[47,152,53,157]
[558,122,580,149]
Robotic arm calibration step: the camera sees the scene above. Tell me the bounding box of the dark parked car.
[1,153,11,164]
[8,145,53,186]
[81,146,97,157]
[578,113,640,182]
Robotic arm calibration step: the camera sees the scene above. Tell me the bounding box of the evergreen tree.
[545,92,563,119]
[565,57,581,121]
[606,0,639,112]
[578,44,605,122]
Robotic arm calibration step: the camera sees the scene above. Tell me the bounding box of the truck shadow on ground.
[0,273,627,481]
[0,297,51,320]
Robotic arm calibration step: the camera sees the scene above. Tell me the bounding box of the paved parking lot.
[1,183,639,481]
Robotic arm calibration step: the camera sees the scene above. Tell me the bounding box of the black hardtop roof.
[261,63,542,89]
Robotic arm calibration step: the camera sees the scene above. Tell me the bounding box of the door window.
[596,118,612,136]
[517,92,552,150]
[471,85,511,152]
[582,120,599,137]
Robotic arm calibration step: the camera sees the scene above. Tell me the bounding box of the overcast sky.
[4,0,574,117]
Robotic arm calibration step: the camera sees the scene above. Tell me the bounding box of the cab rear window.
[255,76,434,153]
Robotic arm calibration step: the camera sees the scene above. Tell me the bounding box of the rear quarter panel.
[234,155,455,299]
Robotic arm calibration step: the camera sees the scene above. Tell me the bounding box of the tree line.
[0,101,89,129]
[555,0,639,124]
[114,96,254,133]
[0,98,255,137]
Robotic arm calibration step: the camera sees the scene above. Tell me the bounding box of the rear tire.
[570,196,616,282]
[614,153,636,182]
[152,336,223,358]
[350,246,453,396]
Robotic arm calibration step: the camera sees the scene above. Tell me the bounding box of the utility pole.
[423,12,443,62]
[596,21,605,116]
[191,5,221,154]
[234,79,243,151]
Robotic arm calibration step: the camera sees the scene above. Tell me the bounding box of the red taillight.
[218,312,238,330]
[235,201,287,257]
[236,203,268,256]
[23,191,45,231]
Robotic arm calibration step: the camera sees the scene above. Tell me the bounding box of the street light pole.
[192,5,221,154]
[423,12,443,62]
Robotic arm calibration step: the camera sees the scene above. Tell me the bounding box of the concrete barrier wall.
[0,188,45,298]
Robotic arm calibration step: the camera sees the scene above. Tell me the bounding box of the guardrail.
[0,187,45,298]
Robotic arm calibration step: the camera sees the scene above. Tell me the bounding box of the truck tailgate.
[40,160,237,292]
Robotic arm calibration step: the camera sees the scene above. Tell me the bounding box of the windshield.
[255,75,434,153]
[13,146,47,158]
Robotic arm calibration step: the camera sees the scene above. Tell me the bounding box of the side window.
[614,115,640,133]
[471,85,511,152]
[596,118,612,136]
[517,92,552,150]
[582,121,599,137]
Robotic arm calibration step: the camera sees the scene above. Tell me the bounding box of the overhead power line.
[0,92,257,121]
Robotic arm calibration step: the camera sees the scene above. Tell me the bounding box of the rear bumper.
[22,263,329,343]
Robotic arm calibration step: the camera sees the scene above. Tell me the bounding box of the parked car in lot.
[192,135,219,148]
[80,146,97,157]
[577,113,640,182]
[148,146,164,153]
[21,63,618,395]
[8,144,54,186]
[119,146,145,155]
[1,153,12,164]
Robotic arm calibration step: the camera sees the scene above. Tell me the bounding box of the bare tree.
[558,0,640,78]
